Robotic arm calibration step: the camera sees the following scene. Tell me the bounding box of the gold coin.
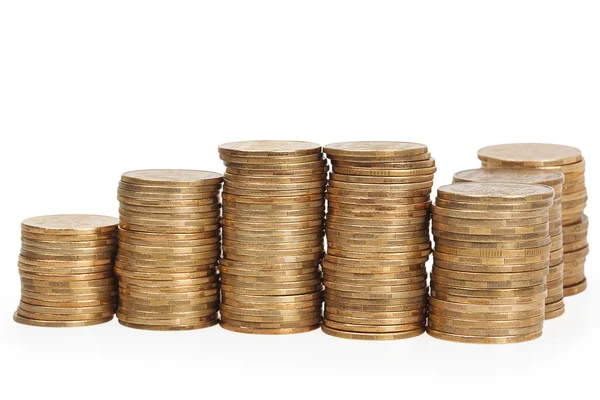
[432,266,548,282]
[224,172,327,184]
[220,315,321,329]
[454,167,564,187]
[222,219,322,230]
[119,319,218,331]
[323,319,424,333]
[322,263,426,276]
[323,268,425,280]
[326,186,432,199]
[223,231,323,244]
[563,230,588,245]
[428,313,544,329]
[430,274,545,290]
[326,248,430,260]
[118,228,219,241]
[16,308,114,321]
[434,237,550,250]
[220,153,323,164]
[432,214,548,228]
[330,173,434,184]
[219,258,318,270]
[116,255,216,269]
[325,287,427,300]
[432,229,548,243]
[322,325,424,340]
[118,181,221,195]
[225,179,326,192]
[426,327,542,344]
[220,309,321,323]
[222,213,324,224]
[430,281,547,298]
[20,276,116,288]
[222,225,323,238]
[118,292,218,305]
[333,166,436,178]
[326,214,429,227]
[13,312,112,327]
[331,158,435,169]
[223,159,327,171]
[478,143,582,166]
[18,257,114,270]
[21,215,118,235]
[328,201,431,213]
[328,179,434,192]
[430,290,546,305]
[222,297,322,311]
[428,304,543,321]
[18,301,114,315]
[327,193,430,205]
[117,306,216,319]
[18,268,114,281]
[325,305,425,318]
[325,312,426,326]
[438,182,554,203]
[116,268,215,281]
[431,205,549,220]
[225,166,328,177]
[328,152,432,163]
[434,243,550,258]
[118,187,219,200]
[118,300,218,313]
[119,214,220,226]
[435,198,553,211]
[221,275,321,289]
[19,289,117,301]
[324,141,428,158]
[432,259,549,274]
[218,140,321,157]
[322,254,428,267]
[432,221,548,236]
[121,169,222,186]
[219,321,319,334]
[117,195,219,207]
[327,236,429,248]
[222,197,324,210]
[119,222,220,234]
[119,208,220,221]
[118,241,219,254]
[325,228,429,241]
[21,237,117,248]
[223,247,322,260]
[221,283,322,296]
[117,312,218,326]
[20,243,116,256]
[223,205,324,217]
[327,207,429,219]
[327,242,430,255]
[222,238,322,251]
[327,221,429,235]
[119,236,220,248]
[19,250,115,262]
[221,290,323,303]
[219,266,318,279]
[428,319,542,336]
[429,297,544,312]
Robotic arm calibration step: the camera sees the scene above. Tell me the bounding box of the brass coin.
[118,300,218,313]
[121,169,222,186]
[327,242,430,255]
[117,312,218,326]
[118,306,216,319]
[322,325,424,340]
[118,203,221,215]
[432,221,548,236]
[325,312,426,326]
[221,275,321,289]
[222,297,322,311]
[224,172,327,184]
[428,319,542,336]
[219,266,318,279]
[327,236,429,249]
[220,321,319,334]
[220,303,321,316]
[432,251,548,265]
[222,218,322,230]
[220,309,321,323]
[118,228,219,241]
[119,319,218,331]
[333,166,436,178]
[119,236,220,248]
[330,173,434,184]
[323,319,424,333]
[13,312,112,327]
[326,186,432,199]
[221,290,323,303]
[221,270,320,283]
[20,276,116,288]
[322,263,426,277]
[118,292,218,305]
[428,313,544,329]
[223,198,324,210]
[20,231,116,242]
[324,141,427,157]
[223,231,323,244]
[478,143,582,166]
[323,268,425,280]
[432,229,548,243]
[544,305,565,319]
[426,327,542,344]
[438,182,554,203]
[17,262,114,275]
[20,243,116,256]
[119,241,220,254]
[221,283,322,296]
[219,258,318,270]
[434,243,550,258]
[331,158,435,169]
[223,206,324,218]
[18,301,114,315]
[222,213,324,224]
[119,222,220,234]
[19,289,118,301]
[328,179,434,192]
[20,250,114,262]
[324,279,426,293]
[116,255,217,269]
[322,254,428,267]
[21,215,118,235]
[327,207,429,219]
[327,193,430,206]
[119,208,220,221]
[325,228,429,241]
[116,268,216,281]
[327,221,429,235]
[328,201,431,212]
[326,214,429,227]
[325,287,427,300]
[430,274,545,290]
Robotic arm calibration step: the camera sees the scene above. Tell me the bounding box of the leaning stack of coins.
[218,141,326,334]
[428,183,554,344]
[453,168,566,319]
[116,170,223,330]
[14,214,118,327]
[478,144,588,296]
[321,142,435,340]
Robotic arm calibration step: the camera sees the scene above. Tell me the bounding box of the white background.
[0,1,598,399]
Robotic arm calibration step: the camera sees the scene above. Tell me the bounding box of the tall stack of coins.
[453,168,566,319]
[478,144,588,296]
[116,170,223,330]
[321,142,435,340]
[218,141,326,334]
[14,215,118,327]
[428,183,554,344]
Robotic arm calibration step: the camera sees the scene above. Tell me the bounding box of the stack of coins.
[116,170,223,330]
[453,168,566,319]
[321,142,435,340]
[218,141,326,334]
[478,144,588,296]
[428,183,554,344]
[14,215,118,327]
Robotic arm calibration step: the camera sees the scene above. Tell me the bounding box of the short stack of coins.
[116,169,223,330]
[321,142,435,340]
[218,141,326,334]
[478,144,588,296]
[453,168,566,319]
[428,183,555,344]
[14,214,118,327]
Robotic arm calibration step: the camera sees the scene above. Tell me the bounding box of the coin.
[322,325,424,340]
[426,327,542,344]
[13,312,113,327]
[330,173,434,184]
[21,215,118,235]
[121,169,223,186]
[220,322,319,335]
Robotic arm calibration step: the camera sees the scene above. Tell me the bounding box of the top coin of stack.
[14,214,119,327]
[218,141,326,334]
[321,141,435,340]
[428,183,554,344]
[116,169,223,331]
[478,144,588,296]
[453,168,565,319]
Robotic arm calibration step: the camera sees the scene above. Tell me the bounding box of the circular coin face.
[324,142,428,158]
[121,170,223,186]
[437,182,554,203]
[454,168,564,187]
[478,143,582,166]
[218,141,321,156]
[22,215,118,235]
